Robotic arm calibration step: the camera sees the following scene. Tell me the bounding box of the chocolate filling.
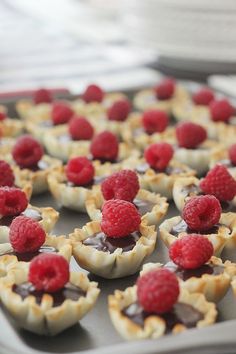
[135,163,184,176]
[133,198,156,215]
[83,231,141,253]
[122,302,203,332]
[13,282,86,307]
[181,184,202,199]
[170,219,222,236]
[0,208,42,227]
[164,261,224,281]
[67,175,107,188]
[6,245,58,262]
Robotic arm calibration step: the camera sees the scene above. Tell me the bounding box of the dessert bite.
[2,135,62,195]
[134,78,189,113]
[122,142,195,200]
[108,268,217,340]
[0,107,24,138]
[210,144,236,178]
[0,253,99,335]
[174,122,218,176]
[173,164,236,212]
[160,195,234,255]
[85,169,168,226]
[142,235,236,302]
[70,199,156,278]
[0,187,58,243]
[0,215,71,263]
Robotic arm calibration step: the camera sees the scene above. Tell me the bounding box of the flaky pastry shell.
[85,188,168,227]
[70,221,156,279]
[159,214,234,256]
[0,205,59,244]
[0,118,24,138]
[0,262,99,335]
[108,286,216,340]
[172,176,200,212]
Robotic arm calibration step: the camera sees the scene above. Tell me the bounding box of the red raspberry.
[154,78,176,100]
[200,164,236,202]
[65,157,94,186]
[101,199,141,238]
[0,160,15,187]
[176,122,207,149]
[33,88,52,105]
[12,135,44,168]
[209,99,233,122]
[229,144,236,166]
[82,84,104,103]
[169,234,214,269]
[101,169,139,202]
[0,112,6,121]
[90,131,119,162]
[0,187,28,216]
[68,116,94,140]
[9,215,46,253]
[192,88,215,106]
[182,195,221,231]
[51,101,74,125]
[107,99,131,121]
[142,109,169,134]
[144,142,174,171]
[28,254,69,293]
[137,269,179,314]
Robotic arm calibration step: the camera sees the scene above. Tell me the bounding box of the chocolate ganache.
[122,301,203,332]
[83,231,141,253]
[0,208,42,227]
[13,282,86,307]
[133,199,156,215]
[170,219,222,236]
[7,246,58,262]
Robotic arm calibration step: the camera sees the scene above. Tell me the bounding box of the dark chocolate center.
[133,198,156,215]
[170,219,221,236]
[13,282,86,307]
[122,302,203,332]
[66,175,107,189]
[83,231,141,253]
[164,261,224,281]
[0,208,42,227]
[6,245,58,262]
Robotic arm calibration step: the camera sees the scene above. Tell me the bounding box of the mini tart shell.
[16,100,52,121]
[174,140,219,176]
[123,158,195,200]
[0,119,24,138]
[133,85,189,113]
[0,234,72,263]
[70,221,156,279]
[10,155,62,195]
[0,255,19,278]
[71,92,126,118]
[172,176,200,212]
[108,285,217,340]
[121,112,175,150]
[85,188,168,227]
[0,205,59,244]
[0,262,100,335]
[159,214,234,256]
[0,137,16,155]
[48,166,95,212]
[141,257,236,303]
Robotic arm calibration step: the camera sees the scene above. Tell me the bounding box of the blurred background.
[1,0,236,96]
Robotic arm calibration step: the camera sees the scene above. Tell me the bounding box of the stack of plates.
[122,0,236,72]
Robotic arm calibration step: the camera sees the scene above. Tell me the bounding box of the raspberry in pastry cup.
[122,157,195,200]
[141,257,236,303]
[70,221,156,279]
[0,262,99,335]
[85,188,168,227]
[159,213,234,256]
[0,234,72,263]
[133,85,188,113]
[0,205,59,244]
[108,286,216,340]
[16,99,52,121]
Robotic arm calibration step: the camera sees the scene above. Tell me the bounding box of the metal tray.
[1,90,236,354]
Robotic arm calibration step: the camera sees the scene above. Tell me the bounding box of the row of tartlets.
[0,80,236,339]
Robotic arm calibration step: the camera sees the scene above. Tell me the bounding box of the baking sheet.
[0,193,235,354]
